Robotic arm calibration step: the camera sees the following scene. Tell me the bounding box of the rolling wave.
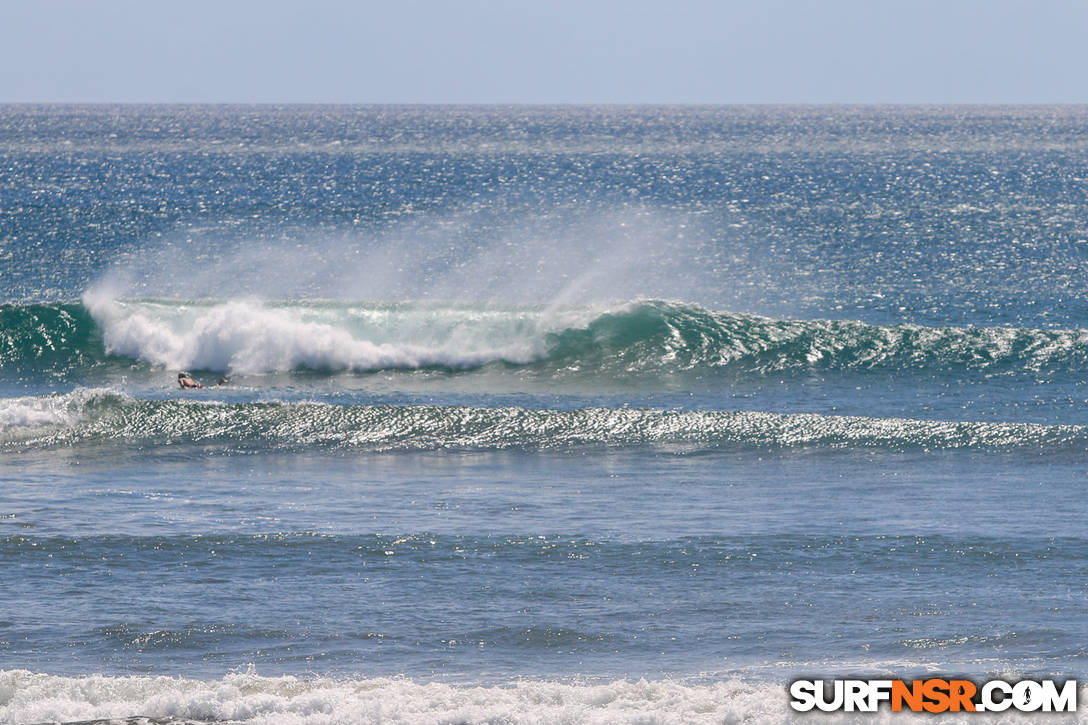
[3,297,1088,379]
[2,389,1084,453]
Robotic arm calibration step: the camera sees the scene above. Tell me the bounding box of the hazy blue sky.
[2,0,1085,103]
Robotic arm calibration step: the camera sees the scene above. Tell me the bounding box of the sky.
[1,0,1086,104]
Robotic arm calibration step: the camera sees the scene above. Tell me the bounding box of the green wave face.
[0,302,108,372]
[3,298,1088,380]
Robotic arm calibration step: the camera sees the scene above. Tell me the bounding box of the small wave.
[5,297,1088,380]
[0,388,101,434]
[3,389,1085,453]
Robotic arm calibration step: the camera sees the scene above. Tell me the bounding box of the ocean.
[2,105,1088,723]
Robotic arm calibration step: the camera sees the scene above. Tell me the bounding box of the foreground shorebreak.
[9,671,1088,724]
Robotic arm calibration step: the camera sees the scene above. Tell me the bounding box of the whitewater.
[4,105,1088,723]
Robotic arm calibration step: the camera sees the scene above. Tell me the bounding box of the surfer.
[177,372,204,389]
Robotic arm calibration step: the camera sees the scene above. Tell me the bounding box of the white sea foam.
[0,399,69,430]
[2,670,1085,724]
[81,293,584,374]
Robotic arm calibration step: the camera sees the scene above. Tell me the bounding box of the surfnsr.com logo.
[789,678,1077,713]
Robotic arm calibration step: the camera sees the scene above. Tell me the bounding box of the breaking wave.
[3,297,1088,379]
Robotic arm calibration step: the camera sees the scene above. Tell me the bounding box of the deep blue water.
[3,105,1088,722]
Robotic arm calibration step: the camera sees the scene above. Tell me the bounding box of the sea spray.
[82,204,710,308]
